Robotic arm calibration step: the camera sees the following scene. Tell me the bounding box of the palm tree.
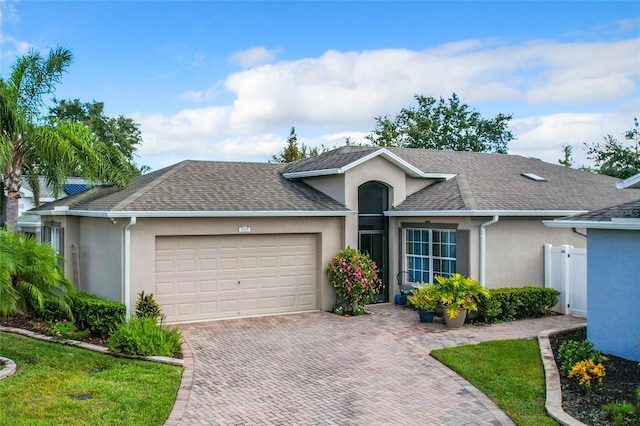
[0,47,135,230]
[0,228,73,317]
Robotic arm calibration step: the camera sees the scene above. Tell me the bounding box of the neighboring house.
[545,175,640,362]
[34,146,640,324]
[12,177,92,240]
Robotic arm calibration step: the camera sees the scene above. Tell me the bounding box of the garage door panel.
[155,234,317,323]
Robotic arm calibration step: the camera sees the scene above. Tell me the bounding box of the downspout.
[124,216,137,318]
[572,227,587,239]
[479,215,499,287]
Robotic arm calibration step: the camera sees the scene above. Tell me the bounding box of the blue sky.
[1,1,639,171]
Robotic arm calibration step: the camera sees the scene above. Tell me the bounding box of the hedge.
[476,287,560,323]
[31,292,126,338]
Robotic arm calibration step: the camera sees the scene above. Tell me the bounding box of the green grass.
[0,332,182,426]
[431,338,558,426]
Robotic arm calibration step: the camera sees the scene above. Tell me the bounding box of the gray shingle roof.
[389,147,639,212]
[37,147,640,216]
[561,198,640,222]
[286,146,639,212]
[38,160,349,214]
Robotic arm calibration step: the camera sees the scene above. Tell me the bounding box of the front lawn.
[0,332,182,426]
[431,338,557,426]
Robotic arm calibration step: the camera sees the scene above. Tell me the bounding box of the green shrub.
[135,291,162,321]
[71,293,126,338]
[0,228,74,318]
[108,318,182,357]
[603,401,638,426]
[477,287,560,322]
[558,339,606,374]
[46,320,90,341]
[326,246,380,313]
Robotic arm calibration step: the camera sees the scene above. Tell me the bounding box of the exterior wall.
[587,229,640,362]
[483,217,585,288]
[50,215,344,316]
[302,174,346,205]
[129,216,344,315]
[41,215,123,301]
[343,156,409,248]
[388,216,475,295]
[387,216,586,296]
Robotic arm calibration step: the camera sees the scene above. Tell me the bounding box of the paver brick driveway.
[171,305,584,425]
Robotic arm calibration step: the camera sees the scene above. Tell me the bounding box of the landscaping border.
[538,324,589,426]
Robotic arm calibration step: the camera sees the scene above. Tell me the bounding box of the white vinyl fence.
[544,244,587,317]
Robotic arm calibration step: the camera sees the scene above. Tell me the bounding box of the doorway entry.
[358,181,388,303]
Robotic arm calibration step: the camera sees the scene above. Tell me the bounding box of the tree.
[49,99,148,173]
[0,47,136,230]
[366,93,514,153]
[584,118,640,179]
[271,127,318,163]
[558,145,574,168]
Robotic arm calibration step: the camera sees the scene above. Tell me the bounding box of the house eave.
[544,219,640,230]
[385,209,587,217]
[32,209,355,218]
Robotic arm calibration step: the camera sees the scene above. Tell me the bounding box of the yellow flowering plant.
[569,359,606,389]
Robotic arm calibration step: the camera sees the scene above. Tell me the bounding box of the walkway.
[169,305,584,425]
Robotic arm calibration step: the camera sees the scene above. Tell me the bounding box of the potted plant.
[432,274,489,328]
[407,284,438,323]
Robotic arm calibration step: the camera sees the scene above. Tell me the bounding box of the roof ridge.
[112,161,192,211]
[455,174,477,210]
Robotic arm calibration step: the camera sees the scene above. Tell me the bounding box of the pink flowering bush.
[326,246,380,315]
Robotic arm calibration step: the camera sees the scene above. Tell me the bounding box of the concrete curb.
[538,324,589,426]
[0,356,17,380]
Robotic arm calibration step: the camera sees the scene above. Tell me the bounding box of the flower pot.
[443,308,467,328]
[394,294,407,305]
[418,309,435,323]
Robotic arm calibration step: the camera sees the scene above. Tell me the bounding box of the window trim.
[402,224,457,284]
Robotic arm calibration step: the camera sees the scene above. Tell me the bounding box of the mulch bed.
[0,312,110,346]
[549,327,640,425]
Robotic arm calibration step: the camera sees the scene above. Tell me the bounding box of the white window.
[43,221,63,257]
[49,227,61,255]
[404,228,456,284]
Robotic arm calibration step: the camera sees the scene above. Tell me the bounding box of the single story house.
[34,146,640,324]
[545,175,640,362]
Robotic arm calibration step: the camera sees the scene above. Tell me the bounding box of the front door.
[358,182,388,303]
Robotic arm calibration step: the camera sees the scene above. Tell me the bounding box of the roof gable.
[281,146,455,180]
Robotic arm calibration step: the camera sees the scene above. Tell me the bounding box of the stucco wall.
[587,229,640,362]
[129,216,344,315]
[386,216,586,295]
[483,217,585,288]
[42,215,123,301]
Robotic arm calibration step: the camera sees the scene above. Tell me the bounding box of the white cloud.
[229,46,282,68]
[134,37,640,170]
[509,110,636,168]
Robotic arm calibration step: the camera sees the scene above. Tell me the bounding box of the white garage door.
[154,234,317,323]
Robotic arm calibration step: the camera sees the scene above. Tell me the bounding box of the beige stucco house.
[34,146,640,323]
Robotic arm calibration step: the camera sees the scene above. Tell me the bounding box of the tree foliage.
[558,145,574,168]
[584,118,640,179]
[271,127,318,163]
[0,47,136,229]
[49,99,147,172]
[366,93,514,153]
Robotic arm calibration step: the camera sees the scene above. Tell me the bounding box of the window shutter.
[456,229,470,276]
